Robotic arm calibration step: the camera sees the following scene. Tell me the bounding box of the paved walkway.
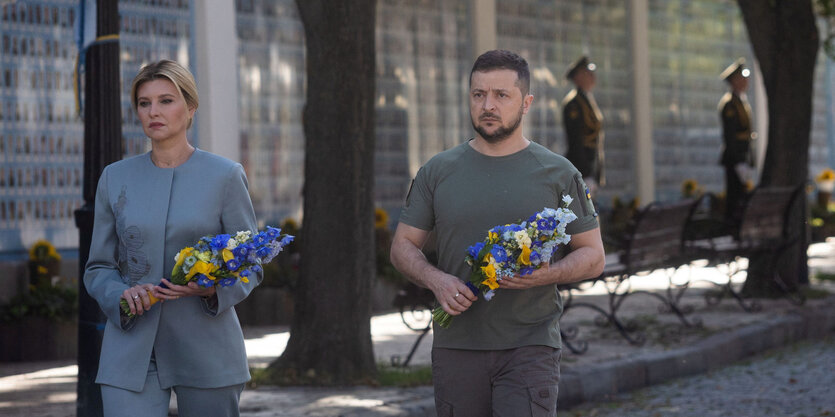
[565,337,835,417]
[2,241,835,416]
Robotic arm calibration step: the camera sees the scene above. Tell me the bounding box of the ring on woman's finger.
[454,292,460,298]
[133,295,140,300]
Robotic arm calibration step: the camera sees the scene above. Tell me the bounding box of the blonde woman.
[84,60,259,416]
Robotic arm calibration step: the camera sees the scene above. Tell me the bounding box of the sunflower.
[28,239,61,262]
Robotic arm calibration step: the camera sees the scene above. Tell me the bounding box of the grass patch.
[248,367,272,388]
[376,363,433,387]
[814,271,835,282]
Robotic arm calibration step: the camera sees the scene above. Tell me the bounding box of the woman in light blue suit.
[84,60,259,416]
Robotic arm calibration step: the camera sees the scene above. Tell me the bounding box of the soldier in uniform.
[718,58,755,219]
[562,55,604,196]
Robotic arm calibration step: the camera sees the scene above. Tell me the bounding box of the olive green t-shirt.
[399,140,599,350]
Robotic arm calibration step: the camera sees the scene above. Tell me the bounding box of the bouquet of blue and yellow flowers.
[433,196,577,328]
[121,226,294,317]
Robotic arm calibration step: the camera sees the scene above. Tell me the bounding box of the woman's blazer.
[84,149,260,392]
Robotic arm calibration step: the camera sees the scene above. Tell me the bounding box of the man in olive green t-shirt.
[390,50,605,417]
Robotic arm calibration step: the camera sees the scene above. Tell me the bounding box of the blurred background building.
[1,0,834,292]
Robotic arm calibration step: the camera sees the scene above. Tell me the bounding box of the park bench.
[684,185,806,310]
[560,198,702,350]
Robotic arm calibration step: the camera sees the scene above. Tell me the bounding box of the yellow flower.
[681,179,701,198]
[816,168,835,183]
[222,248,235,263]
[480,258,499,290]
[518,245,532,266]
[488,230,499,243]
[185,260,218,281]
[482,276,499,290]
[28,239,61,262]
[374,207,389,229]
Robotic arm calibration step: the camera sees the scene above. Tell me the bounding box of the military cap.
[720,58,750,81]
[566,55,596,80]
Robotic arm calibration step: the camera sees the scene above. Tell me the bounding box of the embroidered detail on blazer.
[114,186,150,284]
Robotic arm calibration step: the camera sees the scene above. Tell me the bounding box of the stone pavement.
[2,241,835,416]
[564,337,835,416]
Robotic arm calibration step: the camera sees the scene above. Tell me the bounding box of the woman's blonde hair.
[130,59,199,128]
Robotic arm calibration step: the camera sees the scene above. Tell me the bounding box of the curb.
[557,302,835,409]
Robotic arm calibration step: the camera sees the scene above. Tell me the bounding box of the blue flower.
[226,259,240,271]
[465,282,479,296]
[506,224,523,232]
[520,266,535,275]
[256,246,272,258]
[280,235,294,246]
[218,277,236,287]
[253,232,268,245]
[530,251,541,265]
[233,244,250,258]
[266,226,281,238]
[210,234,231,251]
[240,269,251,277]
[491,246,508,262]
[467,242,485,259]
[195,241,211,253]
[196,274,213,288]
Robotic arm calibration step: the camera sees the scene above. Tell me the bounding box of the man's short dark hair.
[469,50,531,96]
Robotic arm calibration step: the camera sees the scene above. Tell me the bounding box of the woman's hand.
[154,279,216,300]
[122,283,157,316]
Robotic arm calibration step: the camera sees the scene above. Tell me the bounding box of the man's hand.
[427,272,478,316]
[498,264,553,290]
[390,223,478,316]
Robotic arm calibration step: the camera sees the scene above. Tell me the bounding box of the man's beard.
[471,105,524,143]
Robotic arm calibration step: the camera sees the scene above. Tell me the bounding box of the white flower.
[226,238,238,250]
[562,195,573,206]
[514,230,531,248]
[235,231,251,242]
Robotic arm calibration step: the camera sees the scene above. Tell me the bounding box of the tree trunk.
[737,0,818,295]
[269,0,378,384]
